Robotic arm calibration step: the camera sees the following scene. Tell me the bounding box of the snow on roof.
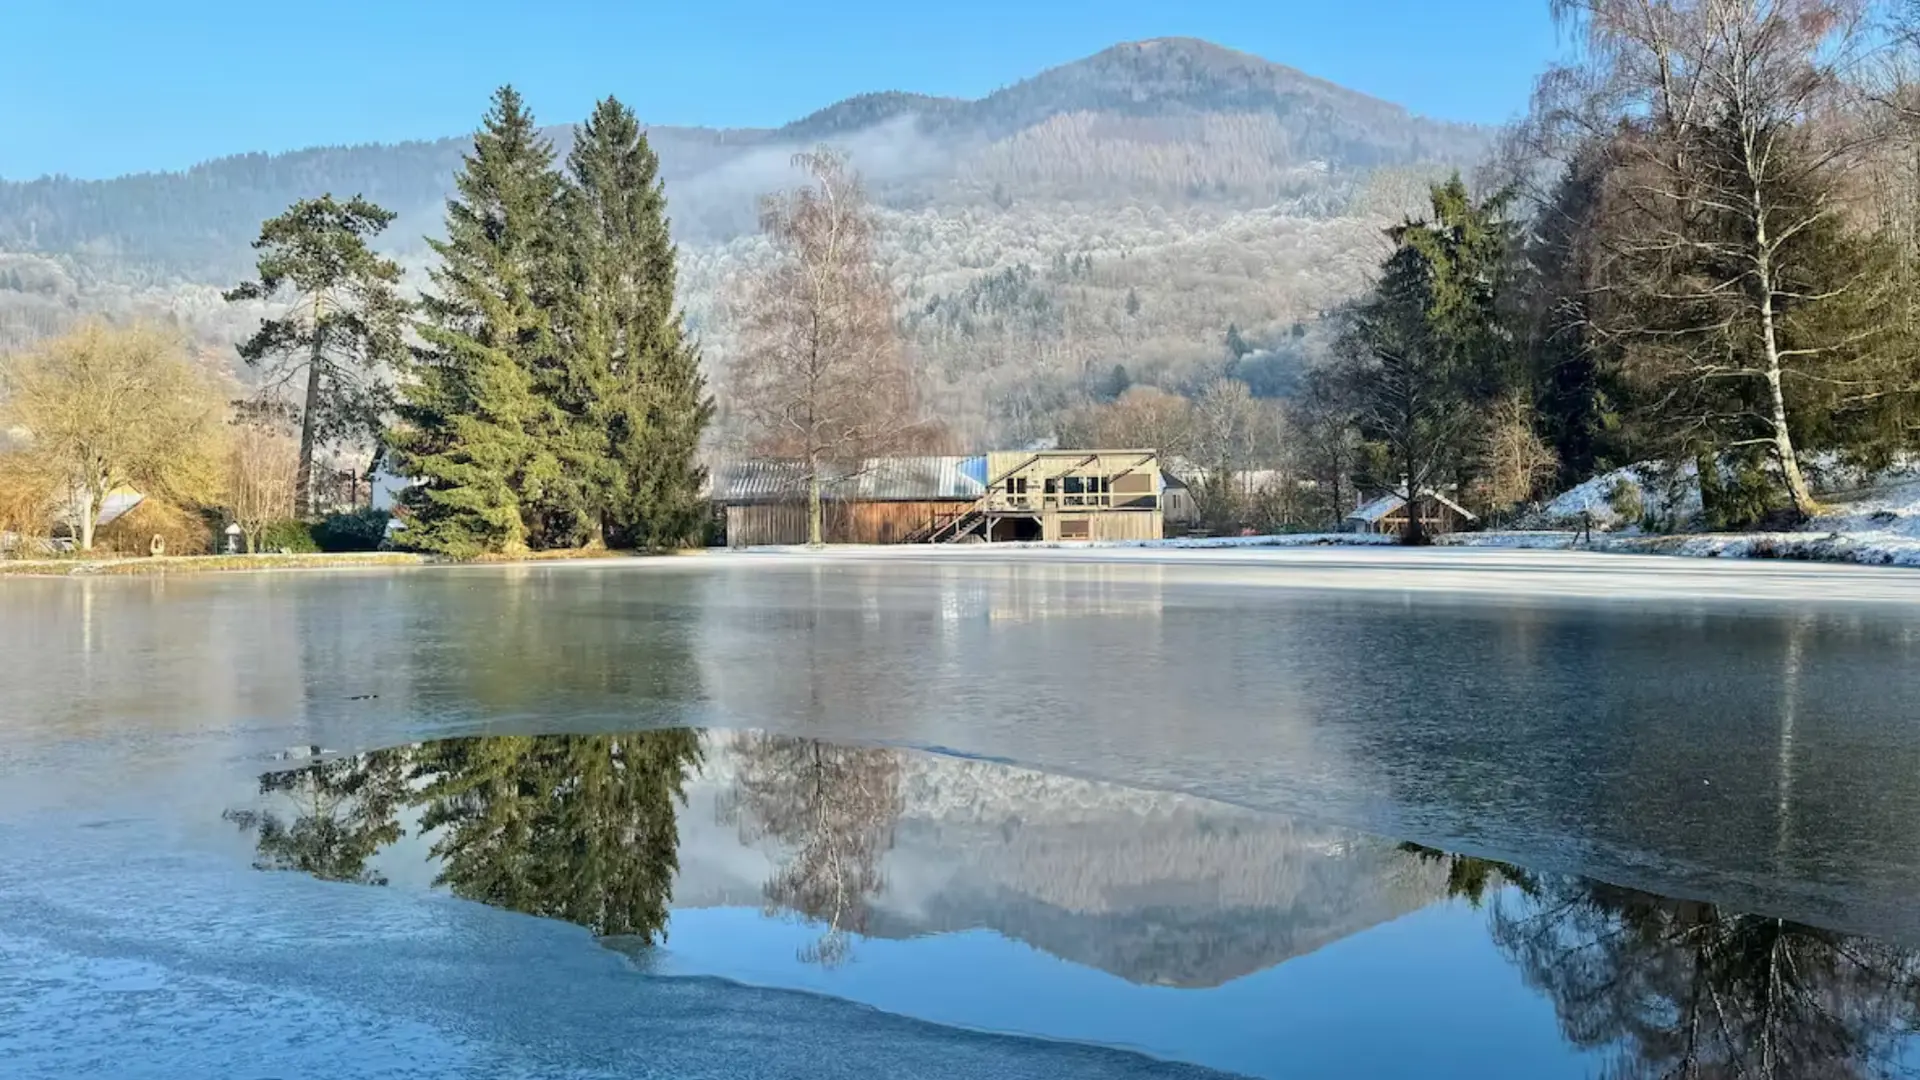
[58,487,146,529]
[1345,490,1477,524]
[708,456,987,504]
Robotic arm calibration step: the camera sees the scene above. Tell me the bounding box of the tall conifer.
[388,86,563,556]
[559,97,712,550]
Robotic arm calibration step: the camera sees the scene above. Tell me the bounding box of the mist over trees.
[0,38,1475,461]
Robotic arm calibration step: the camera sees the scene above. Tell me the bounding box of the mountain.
[0,38,1493,444]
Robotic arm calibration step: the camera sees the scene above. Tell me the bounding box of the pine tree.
[558,97,713,550]
[225,195,409,516]
[1522,155,1628,486]
[1336,175,1518,543]
[387,86,563,557]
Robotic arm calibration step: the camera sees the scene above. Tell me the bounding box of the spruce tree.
[388,86,563,557]
[559,96,712,550]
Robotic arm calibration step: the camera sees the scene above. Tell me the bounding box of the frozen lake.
[6,550,1920,1077]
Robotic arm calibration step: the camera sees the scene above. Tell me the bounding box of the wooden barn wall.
[726,500,970,546]
[1088,510,1162,542]
[1036,510,1162,542]
[847,501,970,544]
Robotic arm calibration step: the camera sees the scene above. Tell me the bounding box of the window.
[1060,519,1091,540]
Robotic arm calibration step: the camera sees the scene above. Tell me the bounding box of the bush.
[1605,478,1644,529]
[311,507,390,552]
[1701,454,1781,531]
[258,519,320,554]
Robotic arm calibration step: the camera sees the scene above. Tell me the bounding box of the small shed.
[1344,491,1477,536]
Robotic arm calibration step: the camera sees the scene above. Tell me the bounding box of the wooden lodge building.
[710,450,1166,547]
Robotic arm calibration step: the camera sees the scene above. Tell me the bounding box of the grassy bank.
[0,546,713,577]
[0,552,433,577]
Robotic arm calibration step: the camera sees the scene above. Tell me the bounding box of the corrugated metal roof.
[843,457,985,501]
[709,456,986,504]
[707,459,815,504]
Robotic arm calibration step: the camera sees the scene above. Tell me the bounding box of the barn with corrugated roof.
[708,456,989,546]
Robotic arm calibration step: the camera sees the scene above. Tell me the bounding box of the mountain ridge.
[0,36,1487,275]
[0,36,1492,443]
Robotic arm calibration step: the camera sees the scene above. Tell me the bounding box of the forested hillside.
[0,38,1488,445]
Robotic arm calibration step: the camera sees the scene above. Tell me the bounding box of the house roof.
[1346,490,1478,524]
[708,456,987,504]
[58,487,146,529]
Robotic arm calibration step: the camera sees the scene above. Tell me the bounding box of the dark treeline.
[1294,0,1920,538]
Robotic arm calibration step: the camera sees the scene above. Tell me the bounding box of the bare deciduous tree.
[0,322,225,551]
[227,424,301,552]
[728,149,921,545]
[720,733,903,967]
[0,450,57,553]
[1478,392,1562,514]
[1057,385,1196,455]
[1190,378,1276,528]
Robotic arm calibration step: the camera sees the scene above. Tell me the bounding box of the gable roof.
[1346,490,1477,524]
[58,487,146,530]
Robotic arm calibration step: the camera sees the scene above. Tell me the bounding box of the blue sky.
[0,0,1563,180]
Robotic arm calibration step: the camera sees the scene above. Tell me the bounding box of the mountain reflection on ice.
[223,729,1920,1080]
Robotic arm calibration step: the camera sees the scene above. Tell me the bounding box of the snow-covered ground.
[1535,462,1702,530]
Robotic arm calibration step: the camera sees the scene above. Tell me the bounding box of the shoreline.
[6,527,1917,584]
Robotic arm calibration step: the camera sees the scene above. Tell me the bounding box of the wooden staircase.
[905,501,988,544]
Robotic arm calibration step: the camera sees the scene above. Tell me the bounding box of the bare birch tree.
[728,149,919,545]
[720,733,903,967]
[1190,377,1272,527]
